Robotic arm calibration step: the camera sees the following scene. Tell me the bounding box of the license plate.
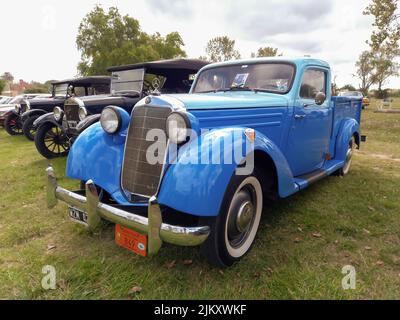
[68,206,88,226]
[115,224,147,257]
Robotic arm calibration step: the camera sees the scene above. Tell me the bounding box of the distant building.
[1,79,34,96]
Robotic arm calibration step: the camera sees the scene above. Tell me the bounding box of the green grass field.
[0,99,399,300]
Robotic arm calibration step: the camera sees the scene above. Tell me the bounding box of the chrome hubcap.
[227,186,257,249]
[236,201,254,233]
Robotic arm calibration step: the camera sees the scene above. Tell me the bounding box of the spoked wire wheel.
[35,123,70,159]
[4,113,23,135]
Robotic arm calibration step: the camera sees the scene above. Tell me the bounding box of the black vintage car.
[4,76,111,140]
[34,58,208,159]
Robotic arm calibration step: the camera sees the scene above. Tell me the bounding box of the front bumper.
[46,167,210,256]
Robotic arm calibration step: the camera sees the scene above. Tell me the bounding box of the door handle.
[294,114,306,120]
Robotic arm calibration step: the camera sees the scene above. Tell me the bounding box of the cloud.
[146,0,193,17]
[225,0,333,40]
[271,37,322,53]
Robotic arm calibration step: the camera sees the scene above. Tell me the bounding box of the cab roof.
[107,58,209,74]
[199,57,330,71]
[51,76,111,86]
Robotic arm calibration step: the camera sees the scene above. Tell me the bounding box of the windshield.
[54,83,69,97]
[0,97,11,104]
[111,69,145,94]
[193,63,295,94]
[10,96,23,104]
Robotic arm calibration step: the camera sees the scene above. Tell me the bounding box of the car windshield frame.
[53,83,69,97]
[192,62,296,95]
[111,68,145,94]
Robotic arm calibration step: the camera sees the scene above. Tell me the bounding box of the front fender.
[157,128,297,217]
[335,118,360,161]
[66,107,131,203]
[33,113,62,130]
[76,114,101,134]
[21,109,46,122]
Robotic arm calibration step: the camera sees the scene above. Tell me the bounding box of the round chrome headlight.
[100,107,121,134]
[21,100,30,113]
[166,112,190,144]
[15,105,21,112]
[79,107,88,121]
[53,106,64,121]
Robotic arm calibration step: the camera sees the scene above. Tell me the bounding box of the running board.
[293,160,344,191]
[296,169,327,186]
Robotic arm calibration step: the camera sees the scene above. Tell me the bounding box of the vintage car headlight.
[21,100,30,113]
[53,106,64,121]
[166,112,191,144]
[100,106,121,134]
[79,107,87,121]
[15,105,21,112]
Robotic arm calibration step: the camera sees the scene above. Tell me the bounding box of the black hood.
[26,96,65,107]
[67,94,139,114]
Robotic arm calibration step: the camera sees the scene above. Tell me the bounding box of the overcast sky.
[1,0,399,88]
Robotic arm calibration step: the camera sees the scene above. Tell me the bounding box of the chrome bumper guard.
[46,167,210,256]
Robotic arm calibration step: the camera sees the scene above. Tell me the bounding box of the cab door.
[286,68,333,177]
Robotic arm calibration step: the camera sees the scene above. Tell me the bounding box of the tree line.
[355,0,400,97]
[76,5,280,76]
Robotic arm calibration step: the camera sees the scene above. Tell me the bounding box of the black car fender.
[9,110,20,117]
[21,109,47,122]
[33,112,63,130]
[76,114,101,133]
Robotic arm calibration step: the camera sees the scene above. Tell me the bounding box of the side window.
[73,86,86,97]
[300,69,326,100]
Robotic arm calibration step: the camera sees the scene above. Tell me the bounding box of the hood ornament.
[151,78,161,96]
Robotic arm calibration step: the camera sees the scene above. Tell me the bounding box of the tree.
[354,51,375,95]
[0,79,5,94]
[252,46,281,58]
[364,0,400,53]
[76,5,186,75]
[2,72,14,82]
[340,84,357,92]
[371,54,399,96]
[204,36,241,62]
[24,82,51,94]
[331,75,339,96]
[363,0,400,97]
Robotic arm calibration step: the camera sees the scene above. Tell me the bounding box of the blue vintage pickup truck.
[47,57,363,267]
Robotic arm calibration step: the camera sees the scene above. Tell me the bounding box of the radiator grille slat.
[121,105,171,198]
[64,104,80,122]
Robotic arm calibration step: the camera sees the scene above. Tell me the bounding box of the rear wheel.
[336,137,355,176]
[22,115,40,141]
[200,172,263,268]
[35,122,70,159]
[4,113,23,136]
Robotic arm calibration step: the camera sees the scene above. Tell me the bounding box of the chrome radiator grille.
[121,105,171,198]
[64,103,80,122]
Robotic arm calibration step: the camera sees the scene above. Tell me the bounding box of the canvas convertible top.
[107,59,209,74]
[52,76,111,86]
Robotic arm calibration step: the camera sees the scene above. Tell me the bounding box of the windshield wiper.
[217,86,252,92]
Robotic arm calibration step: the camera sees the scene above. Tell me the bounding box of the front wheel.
[200,173,263,268]
[34,122,70,159]
[22,115,40,141]
[4,113,23,136]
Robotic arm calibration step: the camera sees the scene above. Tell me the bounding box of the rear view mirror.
[315,92,326,105]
